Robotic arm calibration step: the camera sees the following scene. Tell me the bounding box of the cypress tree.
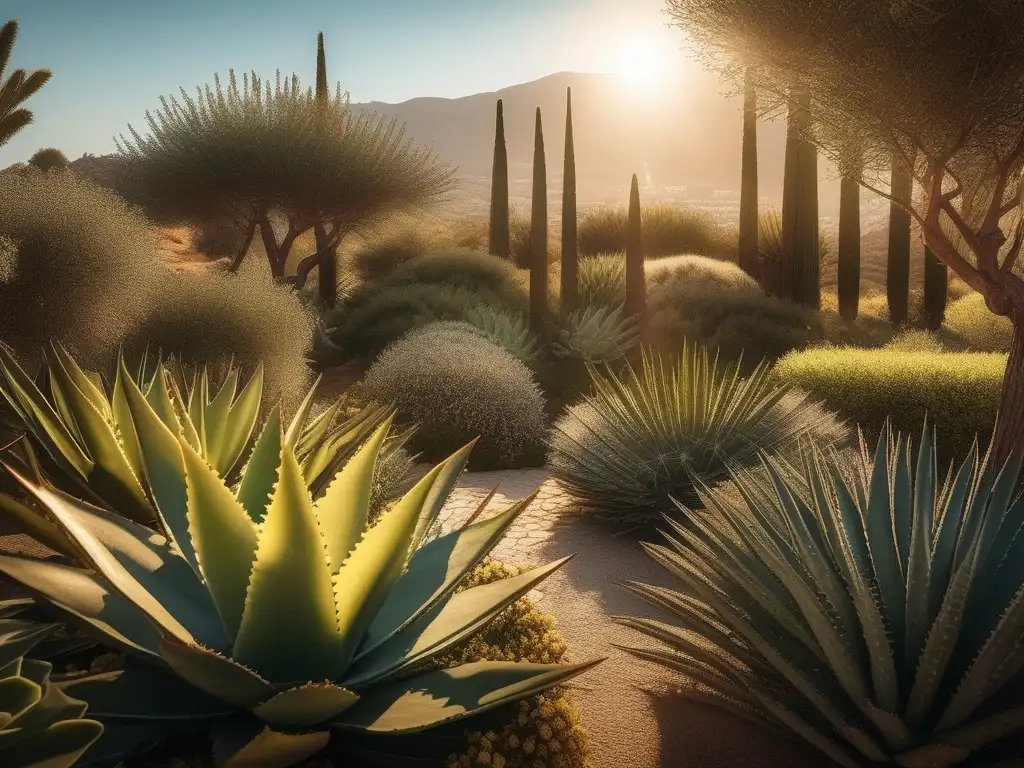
[923,245,948,330]
[560,87,578,318]
[488,99,511,260]
[529,108,548,333]
[314,31,338,306]
[837,175,861,321]
[886,151,913,325]
[781,90,820,309]
[738,68,759,279]
[625,173,645,329]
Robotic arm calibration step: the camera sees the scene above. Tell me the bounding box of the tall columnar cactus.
[887,150,913,325]
[529,107,548,333]
[837,175,861,321]
[560,87,579,318]
[923,244,948,330]
[738,68,759,280]
[314,31,338,306]
[489,99,511,260]
[780,89,820,308]
[625,174,645,329]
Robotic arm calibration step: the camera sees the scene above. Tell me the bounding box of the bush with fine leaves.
[944,291,1014,352]
[382,248,528,310]
[364,322,547,470]
[547,345,850,526]
[578,203,732,258]
[122,261,315,406]
[0,169,163,370]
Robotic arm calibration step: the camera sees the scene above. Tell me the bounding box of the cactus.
[923,244,948,329]
[314,31,338,306]
[625,174,645,329]
[529,107,548,333]
[560,87,579,317]
[780,89,820,308]
[738,68,759,279]
[837,175,861,320]
[887,150,913,325]
[489,99,511,260]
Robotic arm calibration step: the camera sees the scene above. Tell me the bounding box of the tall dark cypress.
[923,245,948,329]
[887,151,913,325]
[529,108,548,333]
[488,100,511,260]
[780,89,820,308]
[625,174,645,329]
[560,87,578,318]
[738,68,759,279]
[837,175,861,321]
[313,31,338,306]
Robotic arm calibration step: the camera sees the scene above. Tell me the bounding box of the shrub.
[945,291,1014,352]
[774,346,1004,461]
[757,208,831,297]
[578,203,730,258]
[621,427,1024,767]
[122,260,315,406]
[363,322,547,470]
[644,255,818,367]
[348,219,448,282]
[448,206,557,268]
[27,147,69,172]
[0,169,163,370]
[313,282,496,367]
[884,328,944,352]
[547,345,850,526]
[383,248,528,310]
[577,253,626,310]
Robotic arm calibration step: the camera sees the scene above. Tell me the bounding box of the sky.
[0,0,695,168]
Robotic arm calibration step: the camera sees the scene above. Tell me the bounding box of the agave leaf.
[0,492,77,558]
[252,683,360,727]
[111,363,145,487]
[331,463,445,673]
[0,619,58,671]
[235,407,283,524]
[217,365,264,478]
[284,376,322,449]
[334,659,603,733]
[213,721,330,768]
[0,556,163,657]
[356,493,533,659]
[314,418,393,574]
[49,342,110,421]
[145,365,182,435]
[119,359,200,577]
[0,718,104,768]
[202,368,240,474]
[904,425,935,682]
[346,556,572,687]
[158,637,273,709]
[59,659,235,721]
[180,436,259,642]
[301,403,389,492]
[410,439,476,555]
[233,445,345,683]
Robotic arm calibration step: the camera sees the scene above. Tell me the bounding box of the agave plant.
[0,359,600,767]
[0,341,407,528]
[0,618,103,767]
[618,423,1024,767]
[551,305,639,363]
[547,344,848,525]
[461,305,539,363]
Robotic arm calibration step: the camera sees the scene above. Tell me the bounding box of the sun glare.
[613,36,669,88]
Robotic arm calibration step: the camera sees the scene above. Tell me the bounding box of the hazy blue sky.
[1,0,693,167]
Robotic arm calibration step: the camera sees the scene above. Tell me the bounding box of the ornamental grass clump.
[547,344,849,526]
[0,354,601,768]
[620,424,1024,767]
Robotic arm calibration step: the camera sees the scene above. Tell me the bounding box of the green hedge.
[774,347,1005,462]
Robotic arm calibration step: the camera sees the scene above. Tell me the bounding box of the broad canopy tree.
[665,0,1024,464]
[115,69,454,283]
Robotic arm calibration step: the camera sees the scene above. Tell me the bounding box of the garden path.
[431,467,823,768]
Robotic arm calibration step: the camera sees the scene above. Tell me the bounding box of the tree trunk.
[258,215,285,278]
[837,176,860,321]
[991,316,1024,469]
[887,152,913,326]
[738,70,759,280]
[229,219,258,272]
[315,221,337,307]
[781,90,819,308]
[923,245,947,330]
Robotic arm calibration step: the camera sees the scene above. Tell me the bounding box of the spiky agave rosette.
[0,358,601,768]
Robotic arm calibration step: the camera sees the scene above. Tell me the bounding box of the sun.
[613,36,668,88]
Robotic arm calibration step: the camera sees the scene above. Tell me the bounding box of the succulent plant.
[0,341,406,529]
[0,618,103,768]
[0,358,600,767]
[577,254,626,311]
[619,423,1024,767]
[550,305,639,364]
[461,305,539,363]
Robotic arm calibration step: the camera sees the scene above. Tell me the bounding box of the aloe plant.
[550,305,639,364]
[0,341,405,527]
[0,358,600,767]
[619,423,1024,766]
[0,618,103,767]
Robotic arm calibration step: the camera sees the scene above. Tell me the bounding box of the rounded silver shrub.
[363,322,548,470]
